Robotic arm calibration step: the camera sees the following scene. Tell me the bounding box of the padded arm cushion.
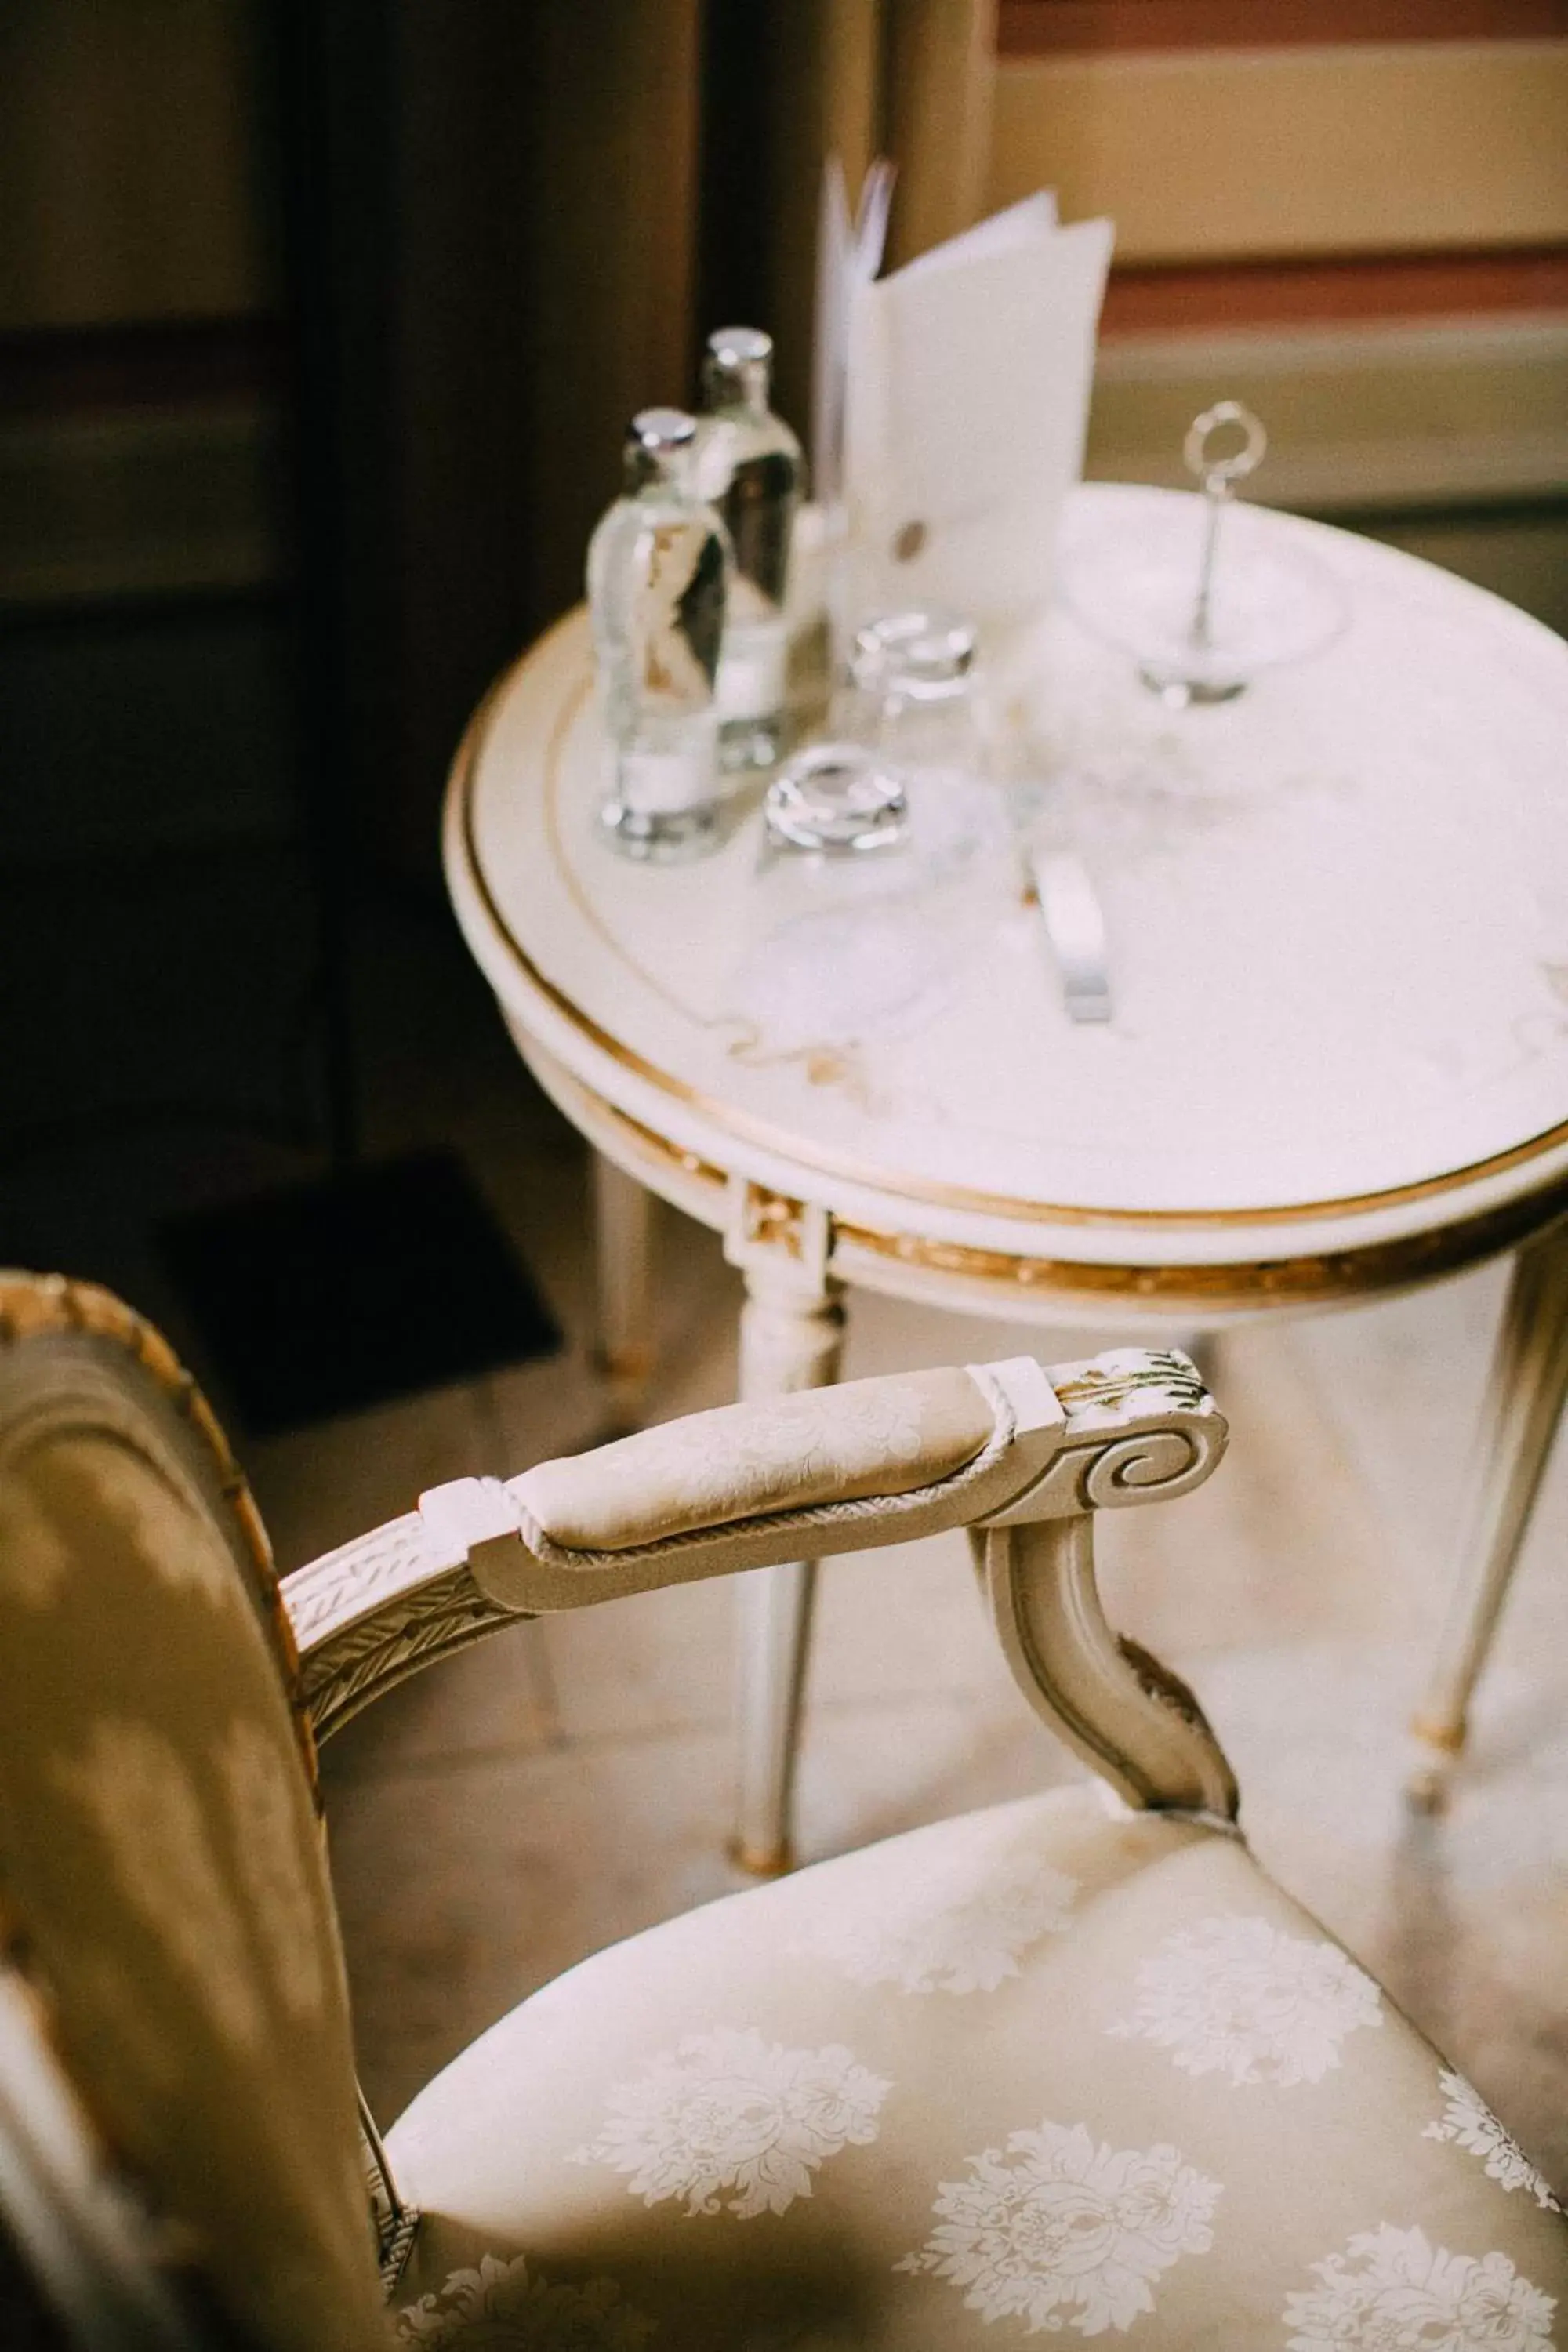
[510,1367,996,1552]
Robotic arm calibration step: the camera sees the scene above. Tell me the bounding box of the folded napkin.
[843,193,1112,630]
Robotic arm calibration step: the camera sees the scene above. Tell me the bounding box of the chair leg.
[592,1155,655,1432]
[1409,1229,1568,1809]
[731,1258,845,1875]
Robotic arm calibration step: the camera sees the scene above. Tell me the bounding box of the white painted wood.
[287,1346,1236,1846]
[1410,1225,1568,1809]
[448,489,1568,1247]
[981,1515,1237,1824]
[593,1152,655,1429]
[731,1559,819,1878]
[731,1253,847,1876]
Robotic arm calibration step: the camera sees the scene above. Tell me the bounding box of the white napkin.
[843,195,1112,630]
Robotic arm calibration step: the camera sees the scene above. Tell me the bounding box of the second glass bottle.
[699,326,802,774]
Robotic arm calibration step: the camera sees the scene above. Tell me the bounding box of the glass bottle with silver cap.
[587,407,731,861]
[699,326,802,773]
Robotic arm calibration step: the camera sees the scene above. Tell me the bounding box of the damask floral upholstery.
[0,1289,387,2349]
[513,1368,996,1552]
[2,1281,1566,2350]
[387,1785,1568,2349]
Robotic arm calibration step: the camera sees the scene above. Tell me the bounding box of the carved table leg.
[593,1154,655,1432]
[731,1257,846,1875]
[1409,1229,1568,1809]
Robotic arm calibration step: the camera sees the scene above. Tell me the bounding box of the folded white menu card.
[844,195,1112,629]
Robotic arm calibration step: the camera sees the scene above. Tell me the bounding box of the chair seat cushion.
[384,1788,1568,2348]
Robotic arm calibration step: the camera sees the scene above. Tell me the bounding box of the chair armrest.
[283,1348,1225,1753]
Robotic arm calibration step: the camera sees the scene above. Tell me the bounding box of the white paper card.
[844,204,1112,628]
[894,188,1058,280]
[811,157,896,506]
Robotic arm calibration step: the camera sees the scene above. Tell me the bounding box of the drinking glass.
[846,609,982,772]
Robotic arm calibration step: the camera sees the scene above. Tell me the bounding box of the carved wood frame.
[284,1345,1238,1825]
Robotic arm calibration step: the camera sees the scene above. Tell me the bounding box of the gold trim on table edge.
[575,1083,1568,1308]
[451,629,1568,1240]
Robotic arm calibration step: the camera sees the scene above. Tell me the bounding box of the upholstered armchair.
[0,1275,1563,2350]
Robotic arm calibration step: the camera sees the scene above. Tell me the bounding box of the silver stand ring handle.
[1184,400,1267,495]
[1183,401,1267,652]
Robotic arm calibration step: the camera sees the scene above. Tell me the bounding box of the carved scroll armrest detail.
[978,1348,1226,1526]
[283,1348,1231,1763]
[974,1351,1239,1823]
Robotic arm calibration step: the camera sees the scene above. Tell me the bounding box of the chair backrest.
[0,1277,387,2349]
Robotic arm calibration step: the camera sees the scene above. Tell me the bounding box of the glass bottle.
[699,326,802,774]
[587,407,730,862]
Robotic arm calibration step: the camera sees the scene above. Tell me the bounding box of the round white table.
[445,483,1568,1870]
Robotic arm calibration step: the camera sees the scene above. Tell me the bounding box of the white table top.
[446,485,1568,1308]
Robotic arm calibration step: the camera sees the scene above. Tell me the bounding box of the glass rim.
[850,608,978,698]
[764,739,908,854]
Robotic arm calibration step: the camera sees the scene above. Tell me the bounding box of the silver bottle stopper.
[704,326,774,407]
[1183,401,1266,651]
[625,406,699,487]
